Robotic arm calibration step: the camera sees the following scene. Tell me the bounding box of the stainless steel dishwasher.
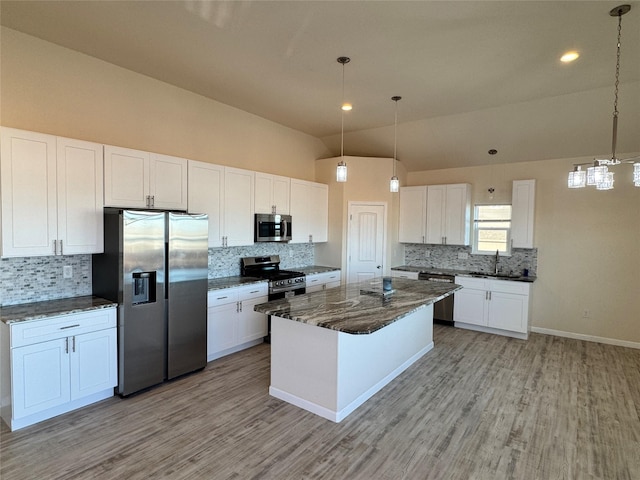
[418,272,455,324]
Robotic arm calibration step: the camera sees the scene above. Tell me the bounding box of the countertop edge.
[1,296,117,325]
[391,266,536,283]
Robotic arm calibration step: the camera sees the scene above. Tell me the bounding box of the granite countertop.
[208,276,267,291]
[1,295,117,325]
[391,265,536,283]
[254,277,460,335]
[293,265,341,275]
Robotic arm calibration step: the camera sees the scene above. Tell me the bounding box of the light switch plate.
[63,266,73,278]
[458,252,469,260]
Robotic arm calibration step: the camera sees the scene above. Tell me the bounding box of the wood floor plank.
[2,325,639,479]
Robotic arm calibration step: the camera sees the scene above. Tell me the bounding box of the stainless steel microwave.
[255,214,292,242]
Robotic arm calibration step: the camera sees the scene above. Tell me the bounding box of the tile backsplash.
[403,244,537,276]
[1,243,315,306]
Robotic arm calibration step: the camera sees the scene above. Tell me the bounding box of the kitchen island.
[254,278,460,422]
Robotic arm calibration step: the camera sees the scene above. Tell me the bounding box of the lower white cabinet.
[391,270,420,280]
[207,283,268,361]
[0,307,117,431]
[453,276,531,338]
[305,270,341,293]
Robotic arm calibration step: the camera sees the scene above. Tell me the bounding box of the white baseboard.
[530,327,640,350]
[454,322,528,340]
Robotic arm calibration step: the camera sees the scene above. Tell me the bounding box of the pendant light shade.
[390,96,402,192]
[336,56,350,183]
[567,4,640,189]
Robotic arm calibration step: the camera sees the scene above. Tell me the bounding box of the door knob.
[376,265,382,269]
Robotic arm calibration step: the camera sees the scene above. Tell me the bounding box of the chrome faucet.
[494,250,500,275]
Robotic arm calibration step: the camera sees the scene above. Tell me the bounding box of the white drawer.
[238,283,269,300]
[454,276,488,290]
[208,288,240,308]
[10,308,116,348]
[488,279,530,295]
[391,270,419,280]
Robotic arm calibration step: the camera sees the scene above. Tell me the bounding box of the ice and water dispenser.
[132,271,157,305]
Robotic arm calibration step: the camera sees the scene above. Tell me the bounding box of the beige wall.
[408,156,640,344]
[314,156,406,278]
[0,27,328,179]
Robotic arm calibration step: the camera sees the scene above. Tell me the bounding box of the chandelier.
[390,96,402,192]
[568,4,639,190]
[336,56,350,183]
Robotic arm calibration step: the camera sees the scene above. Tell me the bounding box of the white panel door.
[207,302,239,355]
[254,173,274,214]
[224,167,254,246]
[0,128,58,257]
[289,179,310,243]
[70,329,117,401]
[104,145,149,208]
[188,161,224,247]
[444,183,470,245]
[453,287,488,326]
[309,182,328,243]
[272,175,291,215]
[238,296,269,343]
[488,292,528,333]
[149,153,188,210]
[12,338,71,419]
[511,179,536,248]
[56,137,104,255]
[347,203,386,284]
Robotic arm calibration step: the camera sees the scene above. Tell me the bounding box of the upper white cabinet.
[0,128,104,257]
[426,184,471,246]
[255,172,290,214]
[223,167,255,247]
[399,183,470,246]
[511,179,535,248]
[104,146,187,210]
[187,162,254,248]
[290,179,328,243]
[399,186,427,244]
[188,161,224,248]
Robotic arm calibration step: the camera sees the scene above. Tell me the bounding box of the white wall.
[408,156,640,345]
[0,27,329,179]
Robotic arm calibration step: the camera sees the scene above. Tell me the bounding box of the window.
[473,205,512,255]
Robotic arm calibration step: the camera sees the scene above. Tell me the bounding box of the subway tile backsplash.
[403,244,537,276]
[1,243,315,306]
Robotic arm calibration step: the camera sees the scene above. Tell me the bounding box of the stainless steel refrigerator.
[92,208,208,396]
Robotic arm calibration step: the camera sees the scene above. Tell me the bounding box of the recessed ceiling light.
[560,51,580,63]
[342,103,352,111]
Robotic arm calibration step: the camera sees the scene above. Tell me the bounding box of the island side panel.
[336,304,433,415]
[270,317,340,415]
[269,304,434,423]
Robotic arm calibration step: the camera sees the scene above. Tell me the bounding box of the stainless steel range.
[240,255,306,299]
[241,255,306,343]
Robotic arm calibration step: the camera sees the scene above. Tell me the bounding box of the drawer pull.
[60,324,81,330]
[216,296,228,300]
[249,290,259,294]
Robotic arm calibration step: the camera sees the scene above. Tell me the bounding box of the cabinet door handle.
[146,195,150,208]
[422,235,425,243]
[65,337,69,354]
[53,239,57,255]
[151,195,155,208]
[309,234,313,244]
[485,291,489,300]
[72,336,76,352]
[59,239,63,255]
[239,301,243,312]
[60,324,81,330]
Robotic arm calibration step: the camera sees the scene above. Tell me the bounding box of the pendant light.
[390,96,402,192]
[336,56,350,183]
[567,5,640,189]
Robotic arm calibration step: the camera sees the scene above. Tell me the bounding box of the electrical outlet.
[458,252,469,260]
[582,309,590,318]
[424,250,431,258]
[63,265,73,279]
[289,249,294,258]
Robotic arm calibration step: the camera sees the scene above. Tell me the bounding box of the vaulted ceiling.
[2,1,639,171]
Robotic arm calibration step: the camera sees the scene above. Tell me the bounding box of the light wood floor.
[2,325,639,479]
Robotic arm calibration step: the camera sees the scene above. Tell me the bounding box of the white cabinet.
[188,161,224,248]
[399,186,427,243]
[224,167,255,246]
[188,162,254,248]
[0,128,104,257]
[426,184,471,245]
[391,270,420,280]
[0,307,117,431]
[104,146,187,210]
[207,283,268,361]
[290,179,328,243]
[453,276,531,338]
[399,184,470,246]
[255,172,290,214]
[306,270,341,293]
[511,179,535,248]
